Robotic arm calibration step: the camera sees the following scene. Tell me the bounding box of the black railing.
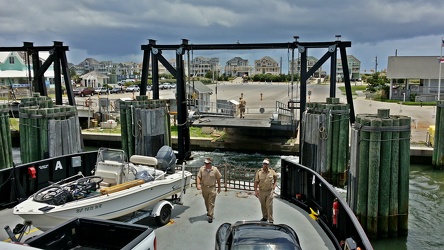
[280,158,372,250]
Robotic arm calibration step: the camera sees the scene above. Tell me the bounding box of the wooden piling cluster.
[0,104,13,169]
[19,93,82,163]
[432,100,444,168]
[301,97,349,187]
[349,109,410,239]
[119,96,170,159]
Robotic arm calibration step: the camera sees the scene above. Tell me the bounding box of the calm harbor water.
[11,148,444,249]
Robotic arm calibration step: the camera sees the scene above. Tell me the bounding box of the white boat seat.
[130,155,158,167]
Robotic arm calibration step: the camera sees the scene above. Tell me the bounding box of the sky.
[1,0,444,74]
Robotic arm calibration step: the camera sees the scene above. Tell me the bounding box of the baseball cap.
[262,159,269,164]
[204,158,212,164]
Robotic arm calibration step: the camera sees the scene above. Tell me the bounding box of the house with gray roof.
[387,56,444,100]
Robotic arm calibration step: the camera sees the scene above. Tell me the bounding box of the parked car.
[110,86,124,94]
[160,83,173,89]
[73,87,95,97]
[215,221,302,250]
[94,87,108,94]
[126,85,140,92]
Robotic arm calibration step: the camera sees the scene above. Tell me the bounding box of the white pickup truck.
[16,218,156,250]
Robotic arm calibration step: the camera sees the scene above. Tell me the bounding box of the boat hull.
[13,171,192,231]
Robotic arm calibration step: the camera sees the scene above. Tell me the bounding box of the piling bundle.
[432,100,444,168]
[119,96,170,159]
[19,93,82,163]
[300,98,350,187]
[0,104,13,169]
[349,109,410,239]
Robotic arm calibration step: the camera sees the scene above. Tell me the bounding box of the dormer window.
[9,57,15,64]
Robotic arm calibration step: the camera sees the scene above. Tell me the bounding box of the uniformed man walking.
[239,97,246,118]
[254,158,278,223]
[197,157,221,223]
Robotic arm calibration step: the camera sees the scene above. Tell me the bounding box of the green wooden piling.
[398,116,411,236]
[325,104,333,183]
[38,109,49,159]
[0,109,6,169]
[389,117,400,237]
[433,101,444,167]
[120,101,128,154]
[432,101,441,166]
[439,101,444,167]
[331,105,340,185]
[125,101,135,158]
[28,109,40,162]
[337,104,349,187]
[367,118,381,239]
[19,107,28,163]
[378,117,392,238]
[356,116,370,229]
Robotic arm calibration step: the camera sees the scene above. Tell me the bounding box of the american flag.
[442,39,444,47]
[439,57,444,63]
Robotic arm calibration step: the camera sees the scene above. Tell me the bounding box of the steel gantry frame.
[140,37,355,162]
[0,41,74,106]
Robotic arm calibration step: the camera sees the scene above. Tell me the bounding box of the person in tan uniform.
[197,157,221,223]
[254,158,278,223]
[238,97,246,118]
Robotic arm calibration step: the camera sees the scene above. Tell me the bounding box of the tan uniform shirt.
[239,100,246,109]
[197,166,221,187]
[255,168,277,191]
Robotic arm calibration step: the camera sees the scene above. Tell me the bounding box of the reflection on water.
[11,148,443,249]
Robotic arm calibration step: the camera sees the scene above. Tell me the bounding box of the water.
[11,148,443,249]
[371,164,444,250]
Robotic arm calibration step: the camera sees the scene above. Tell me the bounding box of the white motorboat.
[13,146,192,231]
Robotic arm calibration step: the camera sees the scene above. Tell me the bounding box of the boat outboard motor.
[155,146,176,174]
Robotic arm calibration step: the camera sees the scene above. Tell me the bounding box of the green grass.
[170,125,220,138]
[338,85,367,95]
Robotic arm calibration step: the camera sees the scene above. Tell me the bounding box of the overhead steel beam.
[1,41,73,105]
[141,38,354,162]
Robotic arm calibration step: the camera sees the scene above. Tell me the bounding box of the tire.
[155,205,172,226]
[33,185,67,205]
[81,93,84,97]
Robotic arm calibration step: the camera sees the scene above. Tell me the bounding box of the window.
[9,57,15,64]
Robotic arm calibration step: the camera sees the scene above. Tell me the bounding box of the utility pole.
[375,56,378,73]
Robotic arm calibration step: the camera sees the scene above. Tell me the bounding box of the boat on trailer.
[12,146,192,231]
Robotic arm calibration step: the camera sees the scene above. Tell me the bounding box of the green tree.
[366,73,390,99]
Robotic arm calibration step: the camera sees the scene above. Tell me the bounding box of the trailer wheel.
[155,205,172,226]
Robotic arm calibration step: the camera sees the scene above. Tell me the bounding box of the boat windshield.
[96,148,126,163]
